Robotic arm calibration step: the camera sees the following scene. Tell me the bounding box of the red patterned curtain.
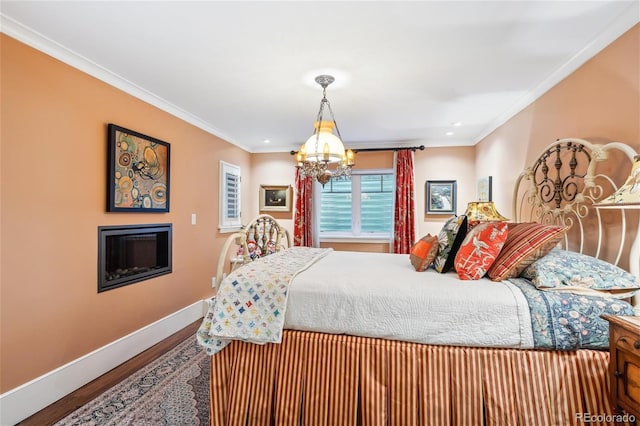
[294,169,313,247]
[393,150,415,254]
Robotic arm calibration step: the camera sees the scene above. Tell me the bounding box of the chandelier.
[295,75,355,185]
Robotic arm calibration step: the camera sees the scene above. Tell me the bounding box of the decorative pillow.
[454,222,509,280]
[521,249,640,298]
[433,215,468,273]
[409,234,439,271]
[487,222,569,281]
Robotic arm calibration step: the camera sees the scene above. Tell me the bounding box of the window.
[319,170,394,239]
[219,161,241,232]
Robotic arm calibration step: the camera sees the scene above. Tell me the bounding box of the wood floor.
[16,320,202,426]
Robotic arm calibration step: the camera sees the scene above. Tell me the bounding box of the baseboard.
[0,300,208,426]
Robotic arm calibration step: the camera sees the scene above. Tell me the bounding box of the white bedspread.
[285,250,534,349]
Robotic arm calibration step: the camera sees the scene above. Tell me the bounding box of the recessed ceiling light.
[263,139,270,144]
[452,121,462,127]
[445,131,454,136]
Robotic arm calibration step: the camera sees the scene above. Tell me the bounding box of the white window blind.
[219,161,242,232]
[319,171,394,238]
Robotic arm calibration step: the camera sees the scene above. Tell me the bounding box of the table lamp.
[465,201,509,222]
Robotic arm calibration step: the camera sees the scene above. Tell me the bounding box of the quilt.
[509,277,636,350]
[197,247,331,355]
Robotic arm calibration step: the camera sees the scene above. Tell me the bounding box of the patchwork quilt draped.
[197,247,331,355]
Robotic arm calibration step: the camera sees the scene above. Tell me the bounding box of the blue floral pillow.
[521,249,639,297]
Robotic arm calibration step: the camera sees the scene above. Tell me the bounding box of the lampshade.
[595,155,640,208]
[465,201,509,222]
[295,75,355,185]
[303,121,345,163]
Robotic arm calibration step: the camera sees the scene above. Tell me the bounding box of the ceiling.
[1,1,638,153]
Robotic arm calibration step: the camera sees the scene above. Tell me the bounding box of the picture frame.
[259,185,292,212]
[107,124,171,212]
[426,180,457,214]
[477,176,493,202]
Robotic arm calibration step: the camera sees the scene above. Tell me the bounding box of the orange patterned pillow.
[410,234,439,271]
[487,222,570,281]
[454,222,509,280]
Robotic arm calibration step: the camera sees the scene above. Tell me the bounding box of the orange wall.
[0,35,251,392]
[414,146,477,236]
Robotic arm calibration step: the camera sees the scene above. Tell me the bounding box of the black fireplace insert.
[98,223,172,292]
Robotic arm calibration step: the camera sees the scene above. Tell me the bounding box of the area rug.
[54,336,210,425]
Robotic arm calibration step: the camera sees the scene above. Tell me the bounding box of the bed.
[199,138,640,425]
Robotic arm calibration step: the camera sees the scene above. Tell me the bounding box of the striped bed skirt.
[209,330,628,426]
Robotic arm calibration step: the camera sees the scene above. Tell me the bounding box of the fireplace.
[98,223,172,292]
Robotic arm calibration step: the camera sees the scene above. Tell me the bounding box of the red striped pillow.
[487,222,569,281]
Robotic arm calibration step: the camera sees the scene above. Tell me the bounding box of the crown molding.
[474,3,640,144]
[0,14,253,152]
[2,5,638,152]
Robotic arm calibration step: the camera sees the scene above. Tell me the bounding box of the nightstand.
[603,315,640,419]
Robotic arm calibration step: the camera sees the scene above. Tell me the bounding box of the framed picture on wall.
[426,180,457,214]
[477,176,493,202]
[107,124,171,212]
[259,185,292,212]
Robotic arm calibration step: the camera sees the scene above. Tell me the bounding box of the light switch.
[191,213,197,225]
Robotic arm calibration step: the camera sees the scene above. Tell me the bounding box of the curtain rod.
[289,145,425,155]
[353,145,425,153]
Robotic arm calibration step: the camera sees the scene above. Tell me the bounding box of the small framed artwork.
[426,180,457,214]
[477,176,493,202]
[107,124,171,212]
[259,185,292,212]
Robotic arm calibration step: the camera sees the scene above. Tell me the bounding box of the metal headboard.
[215,214,292,285]
[513,138,639,282]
